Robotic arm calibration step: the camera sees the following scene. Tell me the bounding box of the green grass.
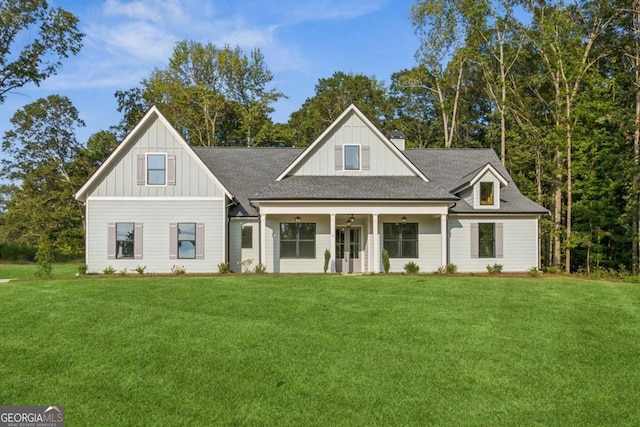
[1,274,639,426]
[0,262,82,279]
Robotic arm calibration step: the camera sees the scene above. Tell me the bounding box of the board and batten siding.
[448,216,539,272]
[229,218,260,273]
[291,114,414,177]
[86,199,225,273]
[87,120,222,199]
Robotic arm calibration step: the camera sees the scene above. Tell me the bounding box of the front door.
[336,227,361,273]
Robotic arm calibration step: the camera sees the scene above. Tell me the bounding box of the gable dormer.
[454,163,508,210]
[470,164,508,210]
[277,104,428,181]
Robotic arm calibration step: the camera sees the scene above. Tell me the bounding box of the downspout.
[226,197,238,267]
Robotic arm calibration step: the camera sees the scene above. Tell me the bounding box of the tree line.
[1,0,639,275]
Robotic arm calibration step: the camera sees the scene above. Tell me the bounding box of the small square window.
[480,182,494,205]
[147,154,166,185]
[344,145,360,170]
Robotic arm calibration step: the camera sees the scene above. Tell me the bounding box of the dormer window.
[344,145,360,170]
[480,182,494,205]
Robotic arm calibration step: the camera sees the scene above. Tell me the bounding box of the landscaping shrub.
[403,261,420,274]
[382,249,390,273]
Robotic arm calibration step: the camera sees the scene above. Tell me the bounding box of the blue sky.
[1,0,420,145]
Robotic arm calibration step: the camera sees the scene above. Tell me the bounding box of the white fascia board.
[275,104,429,182]
[469,164,509,187]
[75,106,234,202]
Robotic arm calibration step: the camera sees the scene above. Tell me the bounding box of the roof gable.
[75,106,233,202]
[276,104,428,181]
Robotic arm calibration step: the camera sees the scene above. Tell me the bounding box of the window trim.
[344,144,361,171]
[177,222,197,259]
[480,182,494,206]
[115,222,135,259]
[146,153,167,186]
[383,222,419,258]
[478,223,495,258]
[279,222,316,259]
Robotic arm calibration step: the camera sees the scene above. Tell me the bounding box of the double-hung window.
[344,145,360,170]
[478,223,495,258]
[147,154,166,185]
[177,223,196,259]
[116,223,135,259]
[280,223,316,258]
[383,223,418,258]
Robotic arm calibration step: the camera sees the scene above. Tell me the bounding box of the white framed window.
[146,153,166,185]
[108,223,143,260]
[280,223,316,258]
[480,182,494,205]
[170,223,204,259]
[344,145,360,171]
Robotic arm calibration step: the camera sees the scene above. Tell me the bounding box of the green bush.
[486,264,503,274]
[403,261,420,274]
[35,233,54,278]
[171,265,186,275]
[135,265,146,275]
[528,267,540,277]
[0,242,37,262]
[323,249,330,273]
[382,249,390,273]
[103,265,116,275]
[437,263,458,274]
[254,263,267,274]
[218,262,231,274]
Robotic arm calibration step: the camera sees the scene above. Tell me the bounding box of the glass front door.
[336,227,361,273]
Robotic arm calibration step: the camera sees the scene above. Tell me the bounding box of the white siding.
[86,199,225,274]
[291,115,414,177]
[265,215,331,273]
[229,218,260,273]
[87,120,222,198]
[449,216,539,272]
[378,215,443,273]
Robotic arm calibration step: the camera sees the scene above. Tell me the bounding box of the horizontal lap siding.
[449,216,538,272]
[378,215,441,273]
[86,199,224,274]
[266,215,331,273]
[229,219,260,273]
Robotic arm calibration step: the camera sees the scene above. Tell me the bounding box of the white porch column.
[373,213,380,273]
[330,213,336,273]
[441,214,448,267]
[260,214,267,269]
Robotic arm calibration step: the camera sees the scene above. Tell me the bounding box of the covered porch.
[255,202,451,274]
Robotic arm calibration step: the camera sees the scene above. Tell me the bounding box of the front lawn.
[0,262,82,279]
[0,274,638,426]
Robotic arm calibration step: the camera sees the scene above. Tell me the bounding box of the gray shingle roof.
[192,146,548,217]
[192,147,303,216]
[252,176,458,201]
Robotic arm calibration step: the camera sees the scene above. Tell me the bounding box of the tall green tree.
[117,41,283,147]
[288,72,394,146]
[0,0,83,103]
[1,95,86,253]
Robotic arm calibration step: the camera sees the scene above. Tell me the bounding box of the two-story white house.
[75,104,548,274]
